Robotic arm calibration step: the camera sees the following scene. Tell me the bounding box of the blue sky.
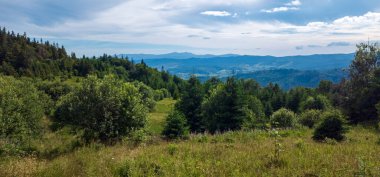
[1,0,380,56]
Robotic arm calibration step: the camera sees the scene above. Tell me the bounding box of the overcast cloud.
[1,0,380,56]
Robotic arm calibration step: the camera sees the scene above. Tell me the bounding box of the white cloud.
[261,0,301,13]
[5,0,379,56]
[261,7,299,13]
[200,11,231,17]
[285,0,301,6]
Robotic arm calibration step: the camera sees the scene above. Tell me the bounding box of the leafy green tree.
[203,77,221,95]
[0,76,48,154]
[345,43,380,123]
[176,76,204,132]
[0,27,186,98]
[300,95,331,111]
[133,81,156,111]
[242,96,266,129]
[202,78,247,133]
[313,110,348,141]
[264,101,274,118]
[260,83,287,113]
[55,75,148,143]
[299,109,322,128]
[317,80,333,94]
[286,87,309,113]
[36,80,74,101]
[162,110,189,140]
[270,108,297,128]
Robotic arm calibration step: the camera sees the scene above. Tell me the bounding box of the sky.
[1,0,380,56]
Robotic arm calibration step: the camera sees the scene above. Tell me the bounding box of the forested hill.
[0,27,185,98]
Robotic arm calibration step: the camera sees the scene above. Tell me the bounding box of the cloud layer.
[1,0,380,56]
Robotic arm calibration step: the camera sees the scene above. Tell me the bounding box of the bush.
[133,81,156,111]
[36,80,74,102]
[162,110,189,140]
[313,110,348,141]
[299,109,322,128]
[0,76,48,154]
[55,75,148,143]
[270,108,297,128]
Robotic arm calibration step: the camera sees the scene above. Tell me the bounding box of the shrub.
[162,110,189,140]
[313,110,348,141]
[133,81,156,111]
[125,129,150,146]
[55,75,148,143]
[299,109,322,128]
[270,108,297,128]
[0,76,48,154]
[36,80,74,101]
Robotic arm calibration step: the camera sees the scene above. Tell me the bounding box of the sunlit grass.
[146,98,176,135]
[1,99,379,177]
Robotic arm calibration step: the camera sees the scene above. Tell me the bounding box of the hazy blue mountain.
[141,53,354,77]
[228,69,347,90]
[119,52,354,89]
[119,52,238,60]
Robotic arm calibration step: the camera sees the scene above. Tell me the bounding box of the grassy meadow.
[1,98,379,177]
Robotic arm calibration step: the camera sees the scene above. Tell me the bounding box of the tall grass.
[1,99,379,177]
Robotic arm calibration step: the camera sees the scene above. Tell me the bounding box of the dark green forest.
[0,27,379,158]
[0,27,185,99]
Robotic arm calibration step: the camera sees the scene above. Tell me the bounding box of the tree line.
[0,27,379,156]
[163,43,380,140]
[0,27,185,99]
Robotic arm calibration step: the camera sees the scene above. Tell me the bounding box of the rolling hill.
[121,53,354,89]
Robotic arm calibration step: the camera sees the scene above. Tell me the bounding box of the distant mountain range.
[119,52,355,89]
[118,52,239,60]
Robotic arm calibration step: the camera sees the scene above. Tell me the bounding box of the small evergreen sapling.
[162,110,189,140]
[313,110,348,142]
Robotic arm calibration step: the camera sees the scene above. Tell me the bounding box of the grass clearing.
[1,99,379,177]
[146,98,176,135]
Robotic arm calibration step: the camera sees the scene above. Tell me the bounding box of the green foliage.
[344,43,380,123]
[317,80,333,94]
[202,78,247,133]
[36,79,74,102]
[270,108,297,128]
[286,87,311,113]
[376,102,380,121]
[125,129,149,146]
[260,83,287,114]
[153,88,170,101]
[0,28,186,99]
[162,110,189,140]
[55,75,148,143]
[117,160,132,177]
[133,81,156,111]
[242,96,266,129]
[267,129,287,168]
[299,109,322,128]
[313,110,348,141]
[176,76,204,132]
[0,75,48,155]
[300,95,331,111]
[167,144,178,155]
